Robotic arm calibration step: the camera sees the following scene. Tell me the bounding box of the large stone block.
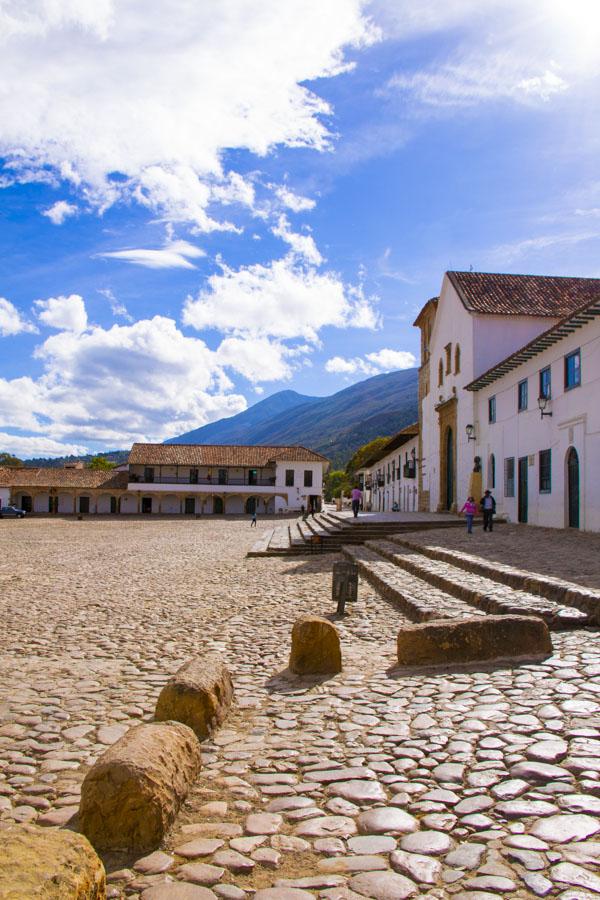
[79,721,201,853]
[0,824,105,899]
[289,615,342,675]
[155,654,234,740]
[396,614,551,667]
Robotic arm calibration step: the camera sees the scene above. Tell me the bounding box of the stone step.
[368,540,589,630]
[247,528,274,557]
[342,544,486,623]
[391,535,600,625]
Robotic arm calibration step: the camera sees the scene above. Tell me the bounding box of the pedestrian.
[479,489,496,532]
[250,509,257,527]
[460,496,477,534]
[351,485,362,519]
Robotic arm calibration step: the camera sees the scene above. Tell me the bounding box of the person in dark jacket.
[480,490,496,532]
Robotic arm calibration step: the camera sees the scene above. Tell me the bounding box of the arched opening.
[245,496,256,514]
[445,426,454,510]
[438,359,444,386]
[488,453,495,489]
[567,447,579,528]
[213,496,224,515]
[454,344,461,374]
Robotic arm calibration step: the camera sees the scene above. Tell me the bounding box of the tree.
[323,469,352,501]
[345,436,390,478]
[88,456,116,470]
[0,452,23,467]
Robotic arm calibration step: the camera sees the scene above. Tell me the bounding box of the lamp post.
[537,395,552,418]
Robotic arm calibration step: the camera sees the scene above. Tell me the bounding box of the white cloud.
[0,298,37,337]
[35,294,88,333]
[216,337,293,383]
[0,433,88,459]
[275,185,316,212]
[97,288,133,322]
[99,243,204,270]
[488,230,600,264]
[272,215,323,265]
[42,200,78,225]
[325,347,416,376]
[0,2,377,227]
[183,254,380,342]
[0,315,249,451]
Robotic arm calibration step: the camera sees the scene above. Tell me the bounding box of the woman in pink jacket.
[460,496,477,534]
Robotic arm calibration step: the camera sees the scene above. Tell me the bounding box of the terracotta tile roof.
[128,443,329,467]
[448,271,600,318]
[0,467,129,489]
[361,424,419,469]
[466,292,600,391]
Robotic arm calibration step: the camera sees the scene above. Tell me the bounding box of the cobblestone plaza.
[1,518,599,898]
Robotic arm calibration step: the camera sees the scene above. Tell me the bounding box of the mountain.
[22,450,129,468]
[167,369,419,468]
[166,389,319,445]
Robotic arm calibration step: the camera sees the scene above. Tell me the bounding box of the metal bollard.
[332,560,358,616]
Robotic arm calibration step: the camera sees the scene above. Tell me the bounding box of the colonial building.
[0,443,328,515]
[357,424,419,512]
[414,271,600,531]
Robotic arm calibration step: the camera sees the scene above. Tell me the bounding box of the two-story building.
[0,443,328,515]
[414,271,600,531]
[358,424,419,513]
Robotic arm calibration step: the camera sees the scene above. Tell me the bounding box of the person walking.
[460,496,477,534]
[250,509,257,527]
[351,485,362,519]
[480,489,496,532]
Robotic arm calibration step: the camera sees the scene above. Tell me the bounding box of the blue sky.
[1,0,600,457]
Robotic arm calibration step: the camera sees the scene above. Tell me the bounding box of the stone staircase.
[342,535,600,631]
[248,511,468,557]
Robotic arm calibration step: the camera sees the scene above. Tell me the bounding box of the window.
[539,449,552,493]
[438,359,444,386]
[304,469,313,488]
[454,344,461,374]
[539,367,551,400]
[144,466,155,483]
[489,454,495,489]
[445,343,452,374]
[504,457,515,497]
[488,396,496,424]
[248,468,258,486]
[517,379,528,412]
[565,349,581,390]
[285,469,294,487]
[387,463,391,483]
[217,468,228,485]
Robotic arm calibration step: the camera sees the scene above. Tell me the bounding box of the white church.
[414,271,600,531]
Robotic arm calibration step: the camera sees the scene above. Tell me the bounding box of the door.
[141,497,152,514]
[184,497,195,515]
[110,496,117,514]
[213,496,224,514]
[567,447,580,528]
[189,468,198,484]
[21,495,32,513]
[49,496,58,514]
[248,468,258,486]
[144,467,155,483]
[445,427,454,510]
[245,497,256,514]
[518,456,528,523]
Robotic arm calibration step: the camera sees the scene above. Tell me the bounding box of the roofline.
[413,296,438,328]
[361,427,419,469]
[129,442,329,462]
[447,270,600,318]
[465,293,600,391]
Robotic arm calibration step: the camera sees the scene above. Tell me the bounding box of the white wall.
[362,435,419,512]
[0,488,10,507]
[474,315,600,531]
[159,494,180,514]
[58,492,74,514]
[120,494,137,514]
[275,460,325,510]
[34,493,49,513]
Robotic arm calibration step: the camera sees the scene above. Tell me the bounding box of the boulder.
[289,616,342,675]
[79,721,201,853]
[396,614,551,667]
[155,654,234,740]
[0,823,105,898]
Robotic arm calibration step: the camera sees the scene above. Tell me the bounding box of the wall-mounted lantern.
[537,395,552,418]
[465,423,476,442]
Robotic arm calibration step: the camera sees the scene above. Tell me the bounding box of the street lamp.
[537,395,552,418]
[465,423,476,442]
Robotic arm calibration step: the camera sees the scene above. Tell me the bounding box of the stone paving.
[0,518,599,899]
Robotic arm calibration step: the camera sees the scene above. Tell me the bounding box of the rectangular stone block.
[396,614,552,667]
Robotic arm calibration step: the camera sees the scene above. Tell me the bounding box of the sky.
[2,0,600,458]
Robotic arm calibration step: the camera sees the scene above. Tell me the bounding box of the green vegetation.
[323,469,352,501]
[345,436,390,478]
[0,452,23,467]
[88,456,117,470]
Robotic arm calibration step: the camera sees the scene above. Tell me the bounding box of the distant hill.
[22,450,129,469]
[167,369,419,468]
[167,389,319,445]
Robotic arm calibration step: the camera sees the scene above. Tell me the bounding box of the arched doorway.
[213,496,224,514]
[245,497,256,515]
[445,427,454,510]
[567,447,580,528]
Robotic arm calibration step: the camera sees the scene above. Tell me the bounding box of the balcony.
[129,474,277,487]
[403,462,416,479]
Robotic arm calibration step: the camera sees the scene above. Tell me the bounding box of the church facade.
[415,271,600,531]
